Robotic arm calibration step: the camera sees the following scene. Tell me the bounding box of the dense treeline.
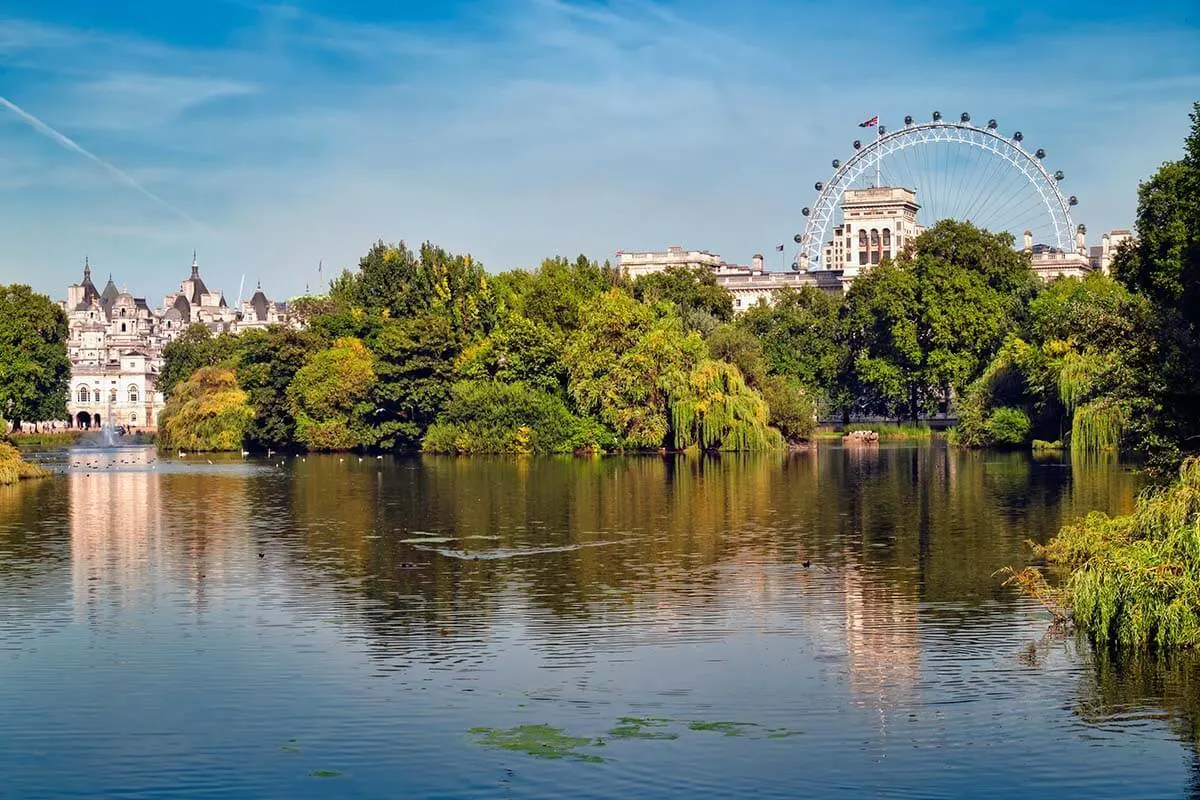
[158,245,805,454]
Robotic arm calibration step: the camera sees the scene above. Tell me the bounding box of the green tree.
[0,285,69,426]
[158,324,239,399]
[842,220,1035,420]
[565,291,705,448]
[705,324,767,388]
[761,375,817,442]
[287,337,377,451]
[633,266,733,327]
[235,327,320,451]
[423,381,611,454]
[157,366,253,452]
[735,286,846,408]
[669,360,782,451]
[1111,102,1200,462]
[370,315,461,450]
[456,314,568,398]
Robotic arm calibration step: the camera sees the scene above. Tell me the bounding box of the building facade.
[61,255,289,431]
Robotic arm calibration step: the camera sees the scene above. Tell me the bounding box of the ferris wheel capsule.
[814,181,823,191]
[1013,131,1023,142]
[853,139,861,149]
[802,207,810,216]
[832,159,840,168]
[1035,148,1046,159]
[793,233,804,244]
[878,125,886,134]
[987,119,998,129]
[932,110,942,121]
[960,112,971,123]
[904,115,914,126]
[1068,196,1078,206]
[1054,170,1065,181]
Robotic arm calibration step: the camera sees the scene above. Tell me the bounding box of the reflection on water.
[1,443,1195,798]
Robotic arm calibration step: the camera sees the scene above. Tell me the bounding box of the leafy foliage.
[423,381,611,454]
[287,337,377,451]
[235,327,319,451]
[0,285,70,425]
[157,366,253,452]
[670,360,782,451]
[0,441,49,485]
[1038,458,1200,649]
[632,266,734,325]
[158,324,240,399]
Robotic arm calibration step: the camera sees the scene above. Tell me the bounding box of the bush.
[422,381,612,454]
[1034,458,1200,649]
[0,441,48,485]
[985,406,1031,447]
[761,375,816,442]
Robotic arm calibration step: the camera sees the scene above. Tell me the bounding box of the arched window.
[870,229,880,246]
[77,386,89,403]
[882,228,891,247]
[93,390,100,403]
[165,321,172,329]
[120,308,126,318]
[128,385,139,403]
[120,323,127,332]
[130,413,137,424]
[858,230,868,247]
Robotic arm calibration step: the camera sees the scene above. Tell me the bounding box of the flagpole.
[875,113,881,189]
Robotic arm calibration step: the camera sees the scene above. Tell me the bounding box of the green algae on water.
[686,720,760,737]
[469,724,603,762]
[309,769,343,778]
[608,716,679,740]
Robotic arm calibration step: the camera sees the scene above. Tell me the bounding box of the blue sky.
[0,0,1197,303]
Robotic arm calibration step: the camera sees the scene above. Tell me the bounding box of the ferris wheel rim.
[795,119,1077,270]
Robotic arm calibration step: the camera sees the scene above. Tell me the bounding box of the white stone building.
[821,187,924,277]
[61,255,290,431]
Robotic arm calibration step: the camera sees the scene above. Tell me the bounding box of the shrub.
[985,406,1031,447]
[0,441,48,485]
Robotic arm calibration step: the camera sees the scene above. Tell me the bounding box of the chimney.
[798,252,809,272]
[752,253,764,272]
[1076,224,1087,255]
[1023,231,1033,252]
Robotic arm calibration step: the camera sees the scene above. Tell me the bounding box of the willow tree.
[669,360,782,451]
[157,367,253,452]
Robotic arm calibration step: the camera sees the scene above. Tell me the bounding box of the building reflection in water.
[69,466,254,621]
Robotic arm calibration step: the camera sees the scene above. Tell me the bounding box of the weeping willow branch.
[670,360,783,451]
[1071,399,1126,453]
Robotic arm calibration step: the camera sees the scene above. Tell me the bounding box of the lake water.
[3,443,1199,798]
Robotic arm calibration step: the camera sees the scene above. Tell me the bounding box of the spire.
[83,255,91,280]
[191,250,199,279]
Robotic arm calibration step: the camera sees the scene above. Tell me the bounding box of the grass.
[843,423,934,440]
[0,441,49,485]
[8,431,84,448]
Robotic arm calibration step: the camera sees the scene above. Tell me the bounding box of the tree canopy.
[0,285,70,427]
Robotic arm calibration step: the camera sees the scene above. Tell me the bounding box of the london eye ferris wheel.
[793,112,1078,271]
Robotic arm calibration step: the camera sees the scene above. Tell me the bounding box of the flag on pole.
[775,244,785,252]
[859,115,879,128]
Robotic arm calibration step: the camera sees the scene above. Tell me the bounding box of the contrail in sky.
[0,95,200,227]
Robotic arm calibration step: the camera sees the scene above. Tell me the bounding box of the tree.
[632,266,733,325]
[705,324,767,388]
[370,315,461,450]
[565,291,705,448]
[761,375,817,443]
[841,220,1035,420]
[456,314,568,398]
[0,285,70,426]
[158,324,239,399]
[1111,102,1200,462]
[423,381,611,454]
[287,337,377,451]
[735,286,846,408]
[157,367,253,452]
[235,327,320,451]
[670,360,782,451]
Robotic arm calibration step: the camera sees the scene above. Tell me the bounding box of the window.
[858,230,868,247]
[93,390,100,403]
[870,229,880,246]
[128,385,139,403]
[131,413,137,424]
[120,323,127,332]
[109,388,117,403]
[77,387,89,403]
[882,228,891,247]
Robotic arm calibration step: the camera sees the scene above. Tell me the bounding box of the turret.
[1076,224,1087,255]
[751,253,764,272]
[1023,231,1033,253]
